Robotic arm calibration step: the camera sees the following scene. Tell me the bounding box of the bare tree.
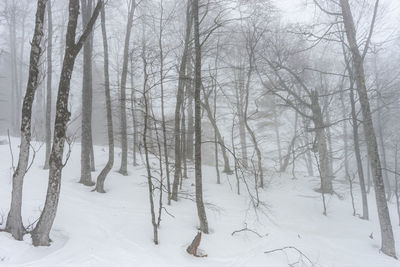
[141,41,158,245]
[80,0,95,186]
[338,0,396,257]
[31,0,102,246]
[171,0,192,201]
[94,3,113,193]
[193,0,208,234]
[158,0,172,204]
[5,0,48,241]
[118,0,136,176]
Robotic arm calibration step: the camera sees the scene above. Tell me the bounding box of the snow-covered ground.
[0,138,399,267]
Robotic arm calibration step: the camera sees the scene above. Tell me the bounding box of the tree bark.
[5,0,48,241]
[31,0,102,246]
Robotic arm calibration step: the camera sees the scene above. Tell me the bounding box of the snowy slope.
[0,138,399,267]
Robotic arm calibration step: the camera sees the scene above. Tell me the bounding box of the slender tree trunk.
[273,97,282,170]
[94,4,114,193]
[339,90,349,179]
[171,0,192,201]
[143,80,158,245]
[291,112,298,179]
[119,0,136,176]
[129,53,138,166]
[31,0,102,246]
[44,2,53,170]
[80,0,94,186]
[181,100,188,181]
[5,0,48,241]
[193,0,208,233]
[18,16,26,133]
[366,153,371,193]
[201,98,233,174]
[141,39,158,244]
[324,102,334,178]
[186,42,194,161]
[231,118,240,195]
[394,145,400,226]
[349,82,369,219]
[281,130,297,173]
[234,65,248,169]
[214,77,220,184]
[340,0,396,257]
[8,5,19,134]
[158,2,171,203]
[243,46,263,187]
[303,118,314,176]
[377,97,391,199]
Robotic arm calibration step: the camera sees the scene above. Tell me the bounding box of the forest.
[0,0,400,266]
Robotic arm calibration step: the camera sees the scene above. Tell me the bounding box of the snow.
[0,138,399,266]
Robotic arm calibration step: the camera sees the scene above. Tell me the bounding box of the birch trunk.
[6,0,48,241]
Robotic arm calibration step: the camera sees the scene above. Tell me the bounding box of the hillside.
[0,139,399,267]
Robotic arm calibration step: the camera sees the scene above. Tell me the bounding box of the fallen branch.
[264,246,318,267]
[231,223,268,238]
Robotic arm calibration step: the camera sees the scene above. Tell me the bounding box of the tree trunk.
[394,145,400,226]
[201,98,233,174]
[5,0,48,241]
[243,44,262,187]
[31,0,101,246]
[158,3,171,203]
[44,2,53,170]
[118,0,136,176]
[79,0,94,186]
[181,101,188,181]
[214,76,220,184]
[340,0,396,257]
[8,3,19,134]
[377,97,391,199]
[171,0,192,201]
[349,82,369,220]
[339,90,349,179]
[142,55,159,245]
[186,42,194,161]
[324,101,334,178]
[273,97,282,171]
[193,0,209,233]
[311,91,333,194]
[94,4,114,193]
[129,53,138,166]
[303,118,314,176]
